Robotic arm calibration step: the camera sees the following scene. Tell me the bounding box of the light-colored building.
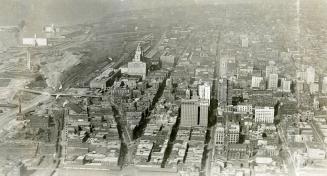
[180,99,209,127]
[240,34,249,48]
[322,76,327,94]
[90,65,120,89]
[297,80,305,93]
[90,69,114,89]
[296,70,306,81]
[251,76,263,88]
[22,34,47,46]
[198,82,211,103]
[306,66,315,84]
[265,64,277,78]
[128,44,147,79]
[228,123,240,144]
[43,24,59,33]
[215,123,225,145]
[306,142,326,160]
[160,53,175,67]
[268,74,278,89]
[215,123,239,145]
[254,106,274,124]
[281,78,291,92]
[235,104,253,113]
[220,56,235,78]
[309,83,319,94]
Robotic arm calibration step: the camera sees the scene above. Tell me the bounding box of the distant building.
[198,82,211,103]
[306,66,315,84]
[309,83,319,94]
[296,80,305,93]
[306,142,326,160]
[240,35,249,48]
[7,162,26,176]
[220,55,236,78]
[281,78,291,92]
[265,64,277,78]
[251,76,263,88]
[254,106,274,124]
[322,76,327,94]
[235,104,253,113]
[29,115,50,129]
[180,99,209,127]
[228,144,247,160]
[268,74,278,89]
[185,89,191,99]
[22,34,47,47]
[160,53,175,67]
[43,24,59,33]
[90,68,121,89]
[128,44,147,79]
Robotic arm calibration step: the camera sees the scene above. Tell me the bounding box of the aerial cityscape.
[0,0,327,176]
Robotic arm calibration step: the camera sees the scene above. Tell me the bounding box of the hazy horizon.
[0,0,262,34]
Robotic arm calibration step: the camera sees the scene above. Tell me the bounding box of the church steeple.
[133,43,142,62]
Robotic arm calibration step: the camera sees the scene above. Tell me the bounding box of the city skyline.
[0,0,327,176]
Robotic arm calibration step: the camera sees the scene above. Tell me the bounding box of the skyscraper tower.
[268,74,278,89]
[198,82,211,104]
[180,99,208,127]
[134,43,142,62]
[306,66,315,84]
[322,76,327,94]
[128,43,147,79]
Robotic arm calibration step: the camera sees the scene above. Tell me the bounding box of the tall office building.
[322,76,327,94]
[306,66,315,84]
[185,89,191,99]
[220,56,236,78]
[128,44,147,79]
[265,64,278,78]
[251,76,263,88]
[281,78,291,92]
[296,80,304,93]
[180,99,209,127]
[160,53,175,67]
[268,74,278,89]
[198,82,211,103]
[240,35,249,48]
[296,70,306,81]
[254,107,274,124]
